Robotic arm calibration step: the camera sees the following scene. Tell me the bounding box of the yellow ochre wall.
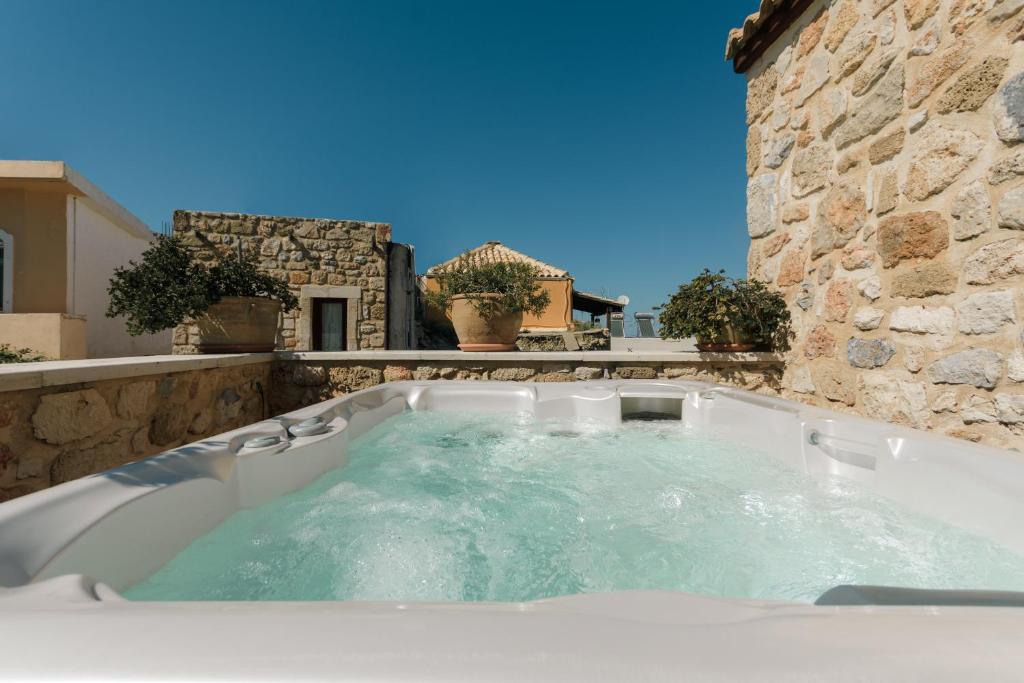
[423,276,574,331]
[0,188,67,313]
[529,279,573,330]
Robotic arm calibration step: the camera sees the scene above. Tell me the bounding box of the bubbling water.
[125,411,1024,602]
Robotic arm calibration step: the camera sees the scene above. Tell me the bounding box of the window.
[312,298,347,351]
[0,229,11,313]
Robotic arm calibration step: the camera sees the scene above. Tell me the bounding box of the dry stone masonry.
[0,354,783,501]
[269,357,784,416]
[742,0,1024,449]
[172,211,392,353]
[0,363,268,502]
[514,329,611,352]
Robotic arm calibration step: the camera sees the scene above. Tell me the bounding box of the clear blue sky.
[1,0,752,320]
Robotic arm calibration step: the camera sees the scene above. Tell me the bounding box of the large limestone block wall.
[0,362,269,502]
[172,211,392,353]
[270,356,783,414]
[743,0,1024,449]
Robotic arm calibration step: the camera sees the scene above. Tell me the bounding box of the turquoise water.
[125,410,1024,603]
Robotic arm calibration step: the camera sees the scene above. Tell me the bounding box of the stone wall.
[742,0,1024,449]
[515,329,611,352]
[0,362,269,502]
[0,353,783,501]
[172,211,392,353]
[269,355,783,415]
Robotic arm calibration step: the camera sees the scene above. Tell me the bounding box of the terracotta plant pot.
[449,294,523,352]
[695,324,756,353]
[195,296,282,353]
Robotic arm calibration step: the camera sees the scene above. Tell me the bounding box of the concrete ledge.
[0,354,275,392]
[0,314,88,361]
[0,350,783,393]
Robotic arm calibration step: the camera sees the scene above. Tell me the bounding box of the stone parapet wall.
[515,329,611,352]
[0,353,782,502]
[269,352,783,415]
[0,358,269,503]
[171,210,392,353]
[743,0,1024,449]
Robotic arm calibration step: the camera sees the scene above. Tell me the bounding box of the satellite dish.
[616,295,630,306]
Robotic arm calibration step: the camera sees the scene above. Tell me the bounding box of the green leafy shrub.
[106,235,213,336]
[107,235,298,336]
[206,248,298,310]
[0,344,46,364]
[730,277,792,351]
[423,255,551,319]
[658,269,792,351]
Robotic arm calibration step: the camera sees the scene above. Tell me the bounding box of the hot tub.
[3,380,1024,680]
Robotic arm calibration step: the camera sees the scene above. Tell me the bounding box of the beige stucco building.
[729,0,1024,448]
[0,161,169,359]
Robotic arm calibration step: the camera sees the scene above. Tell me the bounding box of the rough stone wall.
[515,329,611,351]
[269,358,783,414]
[171,211,392,353]
[744,0,1024,449]
[0,355,784,501]
[0,363,269,502]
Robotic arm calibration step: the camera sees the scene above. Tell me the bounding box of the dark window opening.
[0,240,6,310]
[312,298,347,351]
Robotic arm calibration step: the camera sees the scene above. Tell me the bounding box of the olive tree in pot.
[423,255,551,351]
[659,269,792,352]
[107,235,298,352]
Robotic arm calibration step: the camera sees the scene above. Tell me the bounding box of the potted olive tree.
[107,235,298,352]
[424,255,551,351]
[659,269,791,352]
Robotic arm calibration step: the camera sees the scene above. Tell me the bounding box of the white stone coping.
[0,354,275,392]
[0,350,782,393]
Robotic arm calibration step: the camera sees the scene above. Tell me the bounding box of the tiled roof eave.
[725,0,786,61]
[725,0,812,73]
[426,242,570,278]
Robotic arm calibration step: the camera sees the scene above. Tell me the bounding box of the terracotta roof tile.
[726,0,787,61]
[726,0,811,72]
[426,241,569,278]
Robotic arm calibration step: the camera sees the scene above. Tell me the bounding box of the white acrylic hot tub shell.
[2,379,1024,681]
